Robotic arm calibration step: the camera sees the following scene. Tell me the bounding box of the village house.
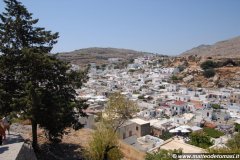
[118,118,151,139]
[167,101,189,116]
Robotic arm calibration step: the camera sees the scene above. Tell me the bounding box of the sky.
[0,0,240,55]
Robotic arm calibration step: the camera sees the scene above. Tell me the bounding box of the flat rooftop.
[130,118,149,125]
[159,138,204,153]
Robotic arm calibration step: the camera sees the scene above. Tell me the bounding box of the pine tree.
[0,0,88,149]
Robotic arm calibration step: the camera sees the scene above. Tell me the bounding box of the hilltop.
[56,47,156,66]
[180,36,240,58]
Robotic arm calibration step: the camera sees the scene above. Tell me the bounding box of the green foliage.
[203,68,216,78]
[133,90,140,94]
[159,131,174,141]
[197,83,202,88]
[86,93,137,160]
[86,122,123,160]
[190,131,214,149]
[235,123,240,132]
[138,95,145,99]
[145,149,182,160]
[211,104,221,109]
[203,128,224,138]
[0,0,88,147]
[171,75,179,81]
[226,132,240,149]
[207,133,240,158]
[200,60,217,70]
[128,69,136,73]
[104,92,138,131]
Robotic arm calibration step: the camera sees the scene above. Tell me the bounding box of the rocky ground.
[169,56,240,89]
[179,66,240,88]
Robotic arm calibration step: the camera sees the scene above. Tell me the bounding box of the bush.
[235,123,240,132]
[203,128,224,138]
[159,131,174,140]
[200,60,217,70]
[190,131,214,149]
[211,104,221,109]
[138,95,144,99]
[171,75,179,81]
[197,83,202,88]
[203,69,216,78]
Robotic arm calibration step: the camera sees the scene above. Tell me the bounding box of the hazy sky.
[1,0,240,55]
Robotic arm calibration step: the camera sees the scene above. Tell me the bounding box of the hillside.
[56,47,155,66]
[180,36,240,58]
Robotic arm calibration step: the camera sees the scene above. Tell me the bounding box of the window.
[136,126,138,131]
[123,133,126,139]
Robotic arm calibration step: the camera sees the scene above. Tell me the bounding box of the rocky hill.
[56,47,155,66]
[180,36,240,58]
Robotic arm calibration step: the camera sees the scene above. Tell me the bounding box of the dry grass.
[60,128,146,160]
[119,141,146,160]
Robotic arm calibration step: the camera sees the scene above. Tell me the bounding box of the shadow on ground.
[0,146,9,154]
[36,142,86,160]
[4,133,24,145]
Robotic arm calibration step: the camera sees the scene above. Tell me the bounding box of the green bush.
[138,95,144,99]
[197,83,202,88]
[203,128,224,138]
[211,104,221,109]
[190,131,214,149]
[203,68,216,78]
[159,131,174,140]
[200,60,217,70]
[235,123,240,132]
[171,75,179,81]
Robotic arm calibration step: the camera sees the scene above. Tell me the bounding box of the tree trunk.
[32,119,38,150]
[103,145,116,160]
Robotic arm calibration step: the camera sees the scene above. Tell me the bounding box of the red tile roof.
[195,104,203,109]
[174,101,186,105]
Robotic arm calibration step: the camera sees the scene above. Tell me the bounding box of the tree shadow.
[4,133,24,145]
[36,142,86,160]
[0,146,9,154]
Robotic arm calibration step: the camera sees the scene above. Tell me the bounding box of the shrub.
[197,83,202,88]
[235,123,240,132]
[190,131,214,149]
[203,69,216,78]
[203,128,224,138]
[211,104,221,109]
[171,75,179,81]
[200,60,217,70]
[138,95,144,99]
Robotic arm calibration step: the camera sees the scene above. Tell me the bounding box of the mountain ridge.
[56,47,161,66]
[180,36,240,58]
